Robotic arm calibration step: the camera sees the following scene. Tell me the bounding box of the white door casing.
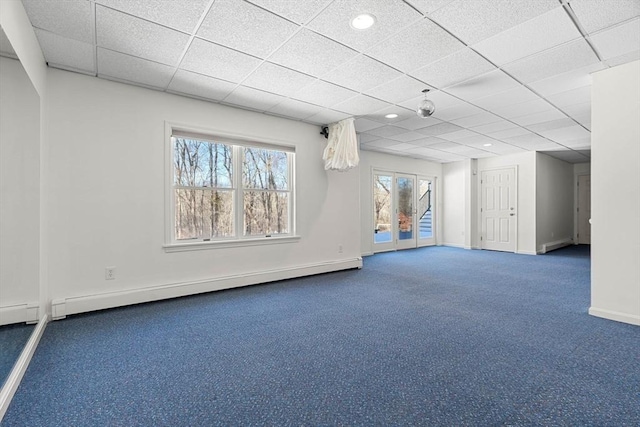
[481,168,517,253]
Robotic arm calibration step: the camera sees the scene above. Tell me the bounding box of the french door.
[373,171,435,252]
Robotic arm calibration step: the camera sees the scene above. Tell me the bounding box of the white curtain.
[322,118,359,171]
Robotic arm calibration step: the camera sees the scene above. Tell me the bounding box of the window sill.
[163,235,301,253]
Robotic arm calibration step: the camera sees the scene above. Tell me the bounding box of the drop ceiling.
[6,0,640,163]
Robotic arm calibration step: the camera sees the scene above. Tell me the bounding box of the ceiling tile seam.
[46,63,97,77]
[91,2,199,38]
[97,73,170,93]
[165,0,222,91]
[243,0,336,26]
[96,45,178,73]
[560,1,603,62]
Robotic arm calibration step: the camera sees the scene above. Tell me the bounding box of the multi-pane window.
[170,131,294,243]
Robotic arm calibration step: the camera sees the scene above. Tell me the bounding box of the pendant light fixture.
[416,89,435,118]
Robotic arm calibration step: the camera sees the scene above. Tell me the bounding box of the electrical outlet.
[105,267,116,280]
[338,244,343,253]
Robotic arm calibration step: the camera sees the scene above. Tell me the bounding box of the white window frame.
[163,122,299,252]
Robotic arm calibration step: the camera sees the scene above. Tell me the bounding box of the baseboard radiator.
[0,303,39,327]
[52,258,362,320]
[538,238,574,254]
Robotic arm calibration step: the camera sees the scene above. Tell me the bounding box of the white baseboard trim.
[589,307,640,326]
[516,250,538,255]
[0,314,48,422]
[538,238,574,254]
[52,258,363,320]
[442,243,465,249]
[361,251,374,257]
[0,303,39,326]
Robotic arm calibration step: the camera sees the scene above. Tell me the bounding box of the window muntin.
[170,132,294,244]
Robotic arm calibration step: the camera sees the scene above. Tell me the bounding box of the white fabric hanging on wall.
[322,118,359,171]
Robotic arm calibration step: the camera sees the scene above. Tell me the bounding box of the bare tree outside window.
[173,138,233,240]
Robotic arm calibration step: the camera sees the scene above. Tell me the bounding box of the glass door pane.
[397,175,416,250]
[373,173,393,246]
[418,178,432,239]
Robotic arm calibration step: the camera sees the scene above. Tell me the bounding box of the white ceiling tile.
[526,118,577,133]
[22,0,93,43]
[269,29,358,77]
[455,134,498,147]
[562,102,591,118]
[501,132,553,147]
[246,0,332,24]
[471,120,519,135]
[546,86,591,108]
[366,126,408,138]
[97,48,175,89]
[569,0,640,34]
[34,29,95,73]
[291,79,358,108]
[223,86,287,112]
[94,0,210,33]
[438,129,480,142]
[429,0,559,44]
[333,94,390,116]
[180,38,262,83]
[482,142,526,155]
[267,98,323,120]
[386,142,427,151]
[97,6,190,67]
[471,86,539,110]
[411,48,496,89]
[502,39,600,84]
[528,63,605,96]
[487,127,531,139]
[363,139,404,149]
[489,98,555,119]
[365,76,432,104]
[307,0,423,52]
[590,18,640,60]
[394,116,443,131]
[304,109,352,125]
[367,106,417,123]
[538,125,591,142]
[473,7,582,66]
[604,49,640,67]
[355,118,385,132]
[198,0,299,58]
[410,137,449,146]
[509,138,565,151]
[449,146,494,157]
[404,0,456,14]
[322,55,403,92]
[562,137,591,149]
[450,112,502,128]
[366,19,465,72]
[416,122,465,136]
[510,109,567,126]
[429,141,463,150]
[168,70,237,101]
[387,131,428,142]
[432,102,483,121]
[358,133,381,143]
[444,70,521,101]
[242,63,315,97]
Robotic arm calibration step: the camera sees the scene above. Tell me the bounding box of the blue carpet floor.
[3,245,639,426]
[0,323,34,389]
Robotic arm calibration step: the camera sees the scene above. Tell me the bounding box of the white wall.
[358,150,442,255]
[477,152,537,254]
[44,69,361,316]
[590,60,640,326]
[535,153,574,253]
[0,57,40,324]
[442,161,466,248]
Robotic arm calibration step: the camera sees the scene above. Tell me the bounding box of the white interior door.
[481,168,516,252]
[577,174,591,244]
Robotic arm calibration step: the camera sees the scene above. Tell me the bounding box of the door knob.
[510,213,515,216]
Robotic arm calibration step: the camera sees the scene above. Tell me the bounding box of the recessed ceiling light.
[385,113,398,119]
[483,143,493,147]
[350,13,376,30]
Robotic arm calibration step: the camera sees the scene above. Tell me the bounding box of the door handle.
[510,213,515,216]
